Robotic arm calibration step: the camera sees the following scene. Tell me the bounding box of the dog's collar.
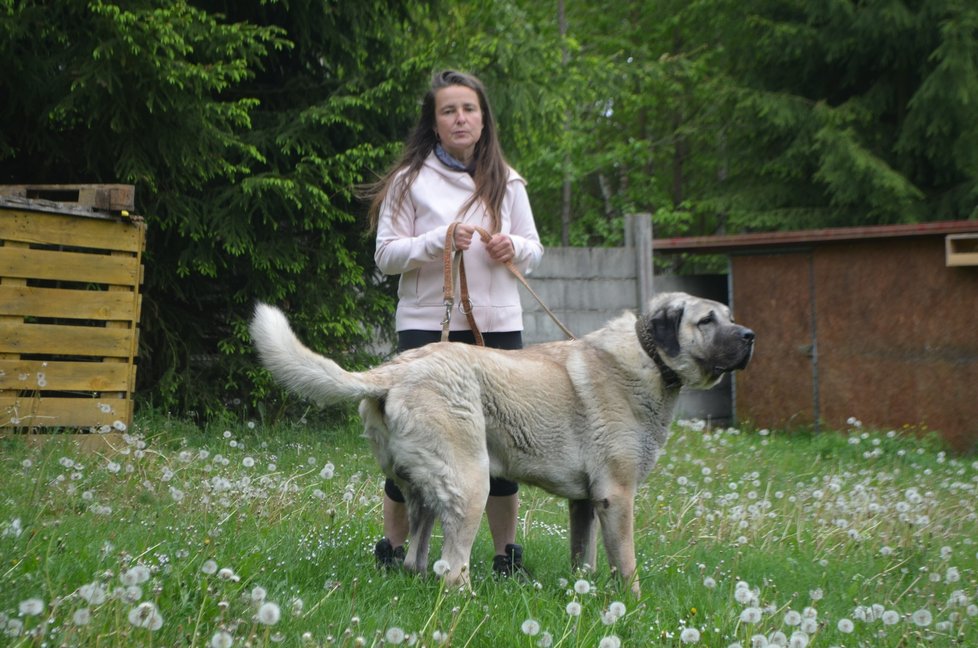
[651,349,683,392]
[636,321,683,391]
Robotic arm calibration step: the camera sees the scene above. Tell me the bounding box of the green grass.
[0,414,976,647]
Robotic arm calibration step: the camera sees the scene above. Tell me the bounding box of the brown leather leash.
[442,222,576,345]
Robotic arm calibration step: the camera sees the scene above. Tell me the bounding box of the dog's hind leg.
[437,455,490,590]
[569,499,598,571]
[403,494,436,575]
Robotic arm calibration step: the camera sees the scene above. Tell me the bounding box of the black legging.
[383,329,522,503]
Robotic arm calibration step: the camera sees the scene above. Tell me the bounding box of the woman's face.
[433,85,483,165]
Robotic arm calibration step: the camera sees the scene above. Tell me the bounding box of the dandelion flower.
[78,582,108,605]
[251,586,267,603]
[680,627,701,643]
[598,636,621,648]
[608,601,626,620]
[565,601,582,617]
[433,560,451,577]
[837,618,854,633]
[18,598,44,616]
[320,463,335,479]
[217,567,239,582]
[739,607,762,624]
[128,601,164,631]
[787,631,808,648]
[703,576,717,589]
[750,635,769,648]
[911,608,932,627]
[521,619,541,636]
[243,457,255,468]
[385,627,406,644]
[734,587,754,605]
[537,631,553,647]
[291,597,304,616]
[783,610,802,626]
[573,579,591,595]
[881,609,901,625]
[201,560,218,575]
[5,618,23,637]
[432,630,447,644]
[257,601,281,625]
[211,630,234,648]
[72,608,91,625]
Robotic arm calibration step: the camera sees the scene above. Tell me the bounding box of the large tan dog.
[250,292,754,594]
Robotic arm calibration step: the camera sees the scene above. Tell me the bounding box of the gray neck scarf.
[435,143,475,176]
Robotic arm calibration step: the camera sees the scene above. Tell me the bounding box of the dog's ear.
[647,302,684,358]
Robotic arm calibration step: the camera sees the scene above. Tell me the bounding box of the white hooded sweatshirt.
[375,152,543,333]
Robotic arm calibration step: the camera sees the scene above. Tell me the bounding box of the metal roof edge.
[652,219,978,254]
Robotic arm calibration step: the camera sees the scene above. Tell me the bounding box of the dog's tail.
[250,303,387,406]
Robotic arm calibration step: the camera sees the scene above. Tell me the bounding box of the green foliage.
[0,1,428,416]
[2,0,977,415]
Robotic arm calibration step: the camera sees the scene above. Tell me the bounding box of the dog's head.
[636,292,754,389]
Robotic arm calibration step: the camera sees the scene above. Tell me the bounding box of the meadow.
[0,413,976,647]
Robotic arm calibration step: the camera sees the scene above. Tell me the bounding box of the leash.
[442,222,576,345]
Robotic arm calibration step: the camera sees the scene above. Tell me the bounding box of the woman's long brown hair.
[365,70,509,233]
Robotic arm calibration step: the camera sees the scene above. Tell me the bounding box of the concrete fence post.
[626,213,654,313]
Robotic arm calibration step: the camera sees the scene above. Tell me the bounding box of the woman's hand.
[486,234,515,263]
[452,223,476,251]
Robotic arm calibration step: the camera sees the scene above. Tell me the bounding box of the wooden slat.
[0,209,142,251]
[0,395,131,428]
[0,184,135,211]
[0,322,134,357]
[0,359,131,391]
[0,285,139,320]
[0,246,140,285]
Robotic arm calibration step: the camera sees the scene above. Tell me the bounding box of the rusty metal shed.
[654,220,978,452]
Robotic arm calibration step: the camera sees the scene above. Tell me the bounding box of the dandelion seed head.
[72,607,91,626]
[521,619,541,636]
[573,579,591,594]
[433,560,451,577]
[211,630,234,648]
[18,598,44,616]
[598,636,621,648]
[385,626,406,644]
[680,627,701,643]
[739,607,762,624]
[837,618,854,633]
[127,601,163,631]
[911,608,932,627]
[257,601,281,625]
[566,601,582,616]
[608,601,626,619]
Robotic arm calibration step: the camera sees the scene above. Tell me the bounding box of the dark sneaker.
[374,538,405,569]
[492,543,528,577]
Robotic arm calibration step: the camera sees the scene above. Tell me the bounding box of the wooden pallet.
[0,185,145,431]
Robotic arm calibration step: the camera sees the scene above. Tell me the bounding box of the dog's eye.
[698,314,715,326]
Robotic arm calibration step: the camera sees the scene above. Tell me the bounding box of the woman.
[366,69,543,576]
